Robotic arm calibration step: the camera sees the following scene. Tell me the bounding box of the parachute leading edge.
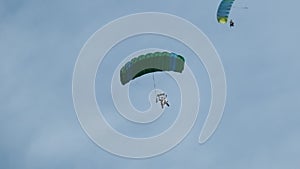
[120,51,185,85]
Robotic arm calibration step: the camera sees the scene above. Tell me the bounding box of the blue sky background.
[1,0,300,168]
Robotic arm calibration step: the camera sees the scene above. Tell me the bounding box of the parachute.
[120,51,185,85]
[217,0,235,24]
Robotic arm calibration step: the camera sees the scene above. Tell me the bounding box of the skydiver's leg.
[166,102,169,107]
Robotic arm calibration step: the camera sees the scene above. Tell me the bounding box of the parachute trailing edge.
[217,0,235,24]
[120,51,185,85]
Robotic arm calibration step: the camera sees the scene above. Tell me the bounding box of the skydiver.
[230,19,234,27]
[156,93,169,109]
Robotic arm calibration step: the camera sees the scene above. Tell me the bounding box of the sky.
[1,0,300,168]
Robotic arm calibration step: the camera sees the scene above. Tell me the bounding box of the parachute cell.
[217,0,235,24]
[120,52,185,85]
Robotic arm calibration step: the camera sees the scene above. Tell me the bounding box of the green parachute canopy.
[217,0,235,24]
[120,51,185,85]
